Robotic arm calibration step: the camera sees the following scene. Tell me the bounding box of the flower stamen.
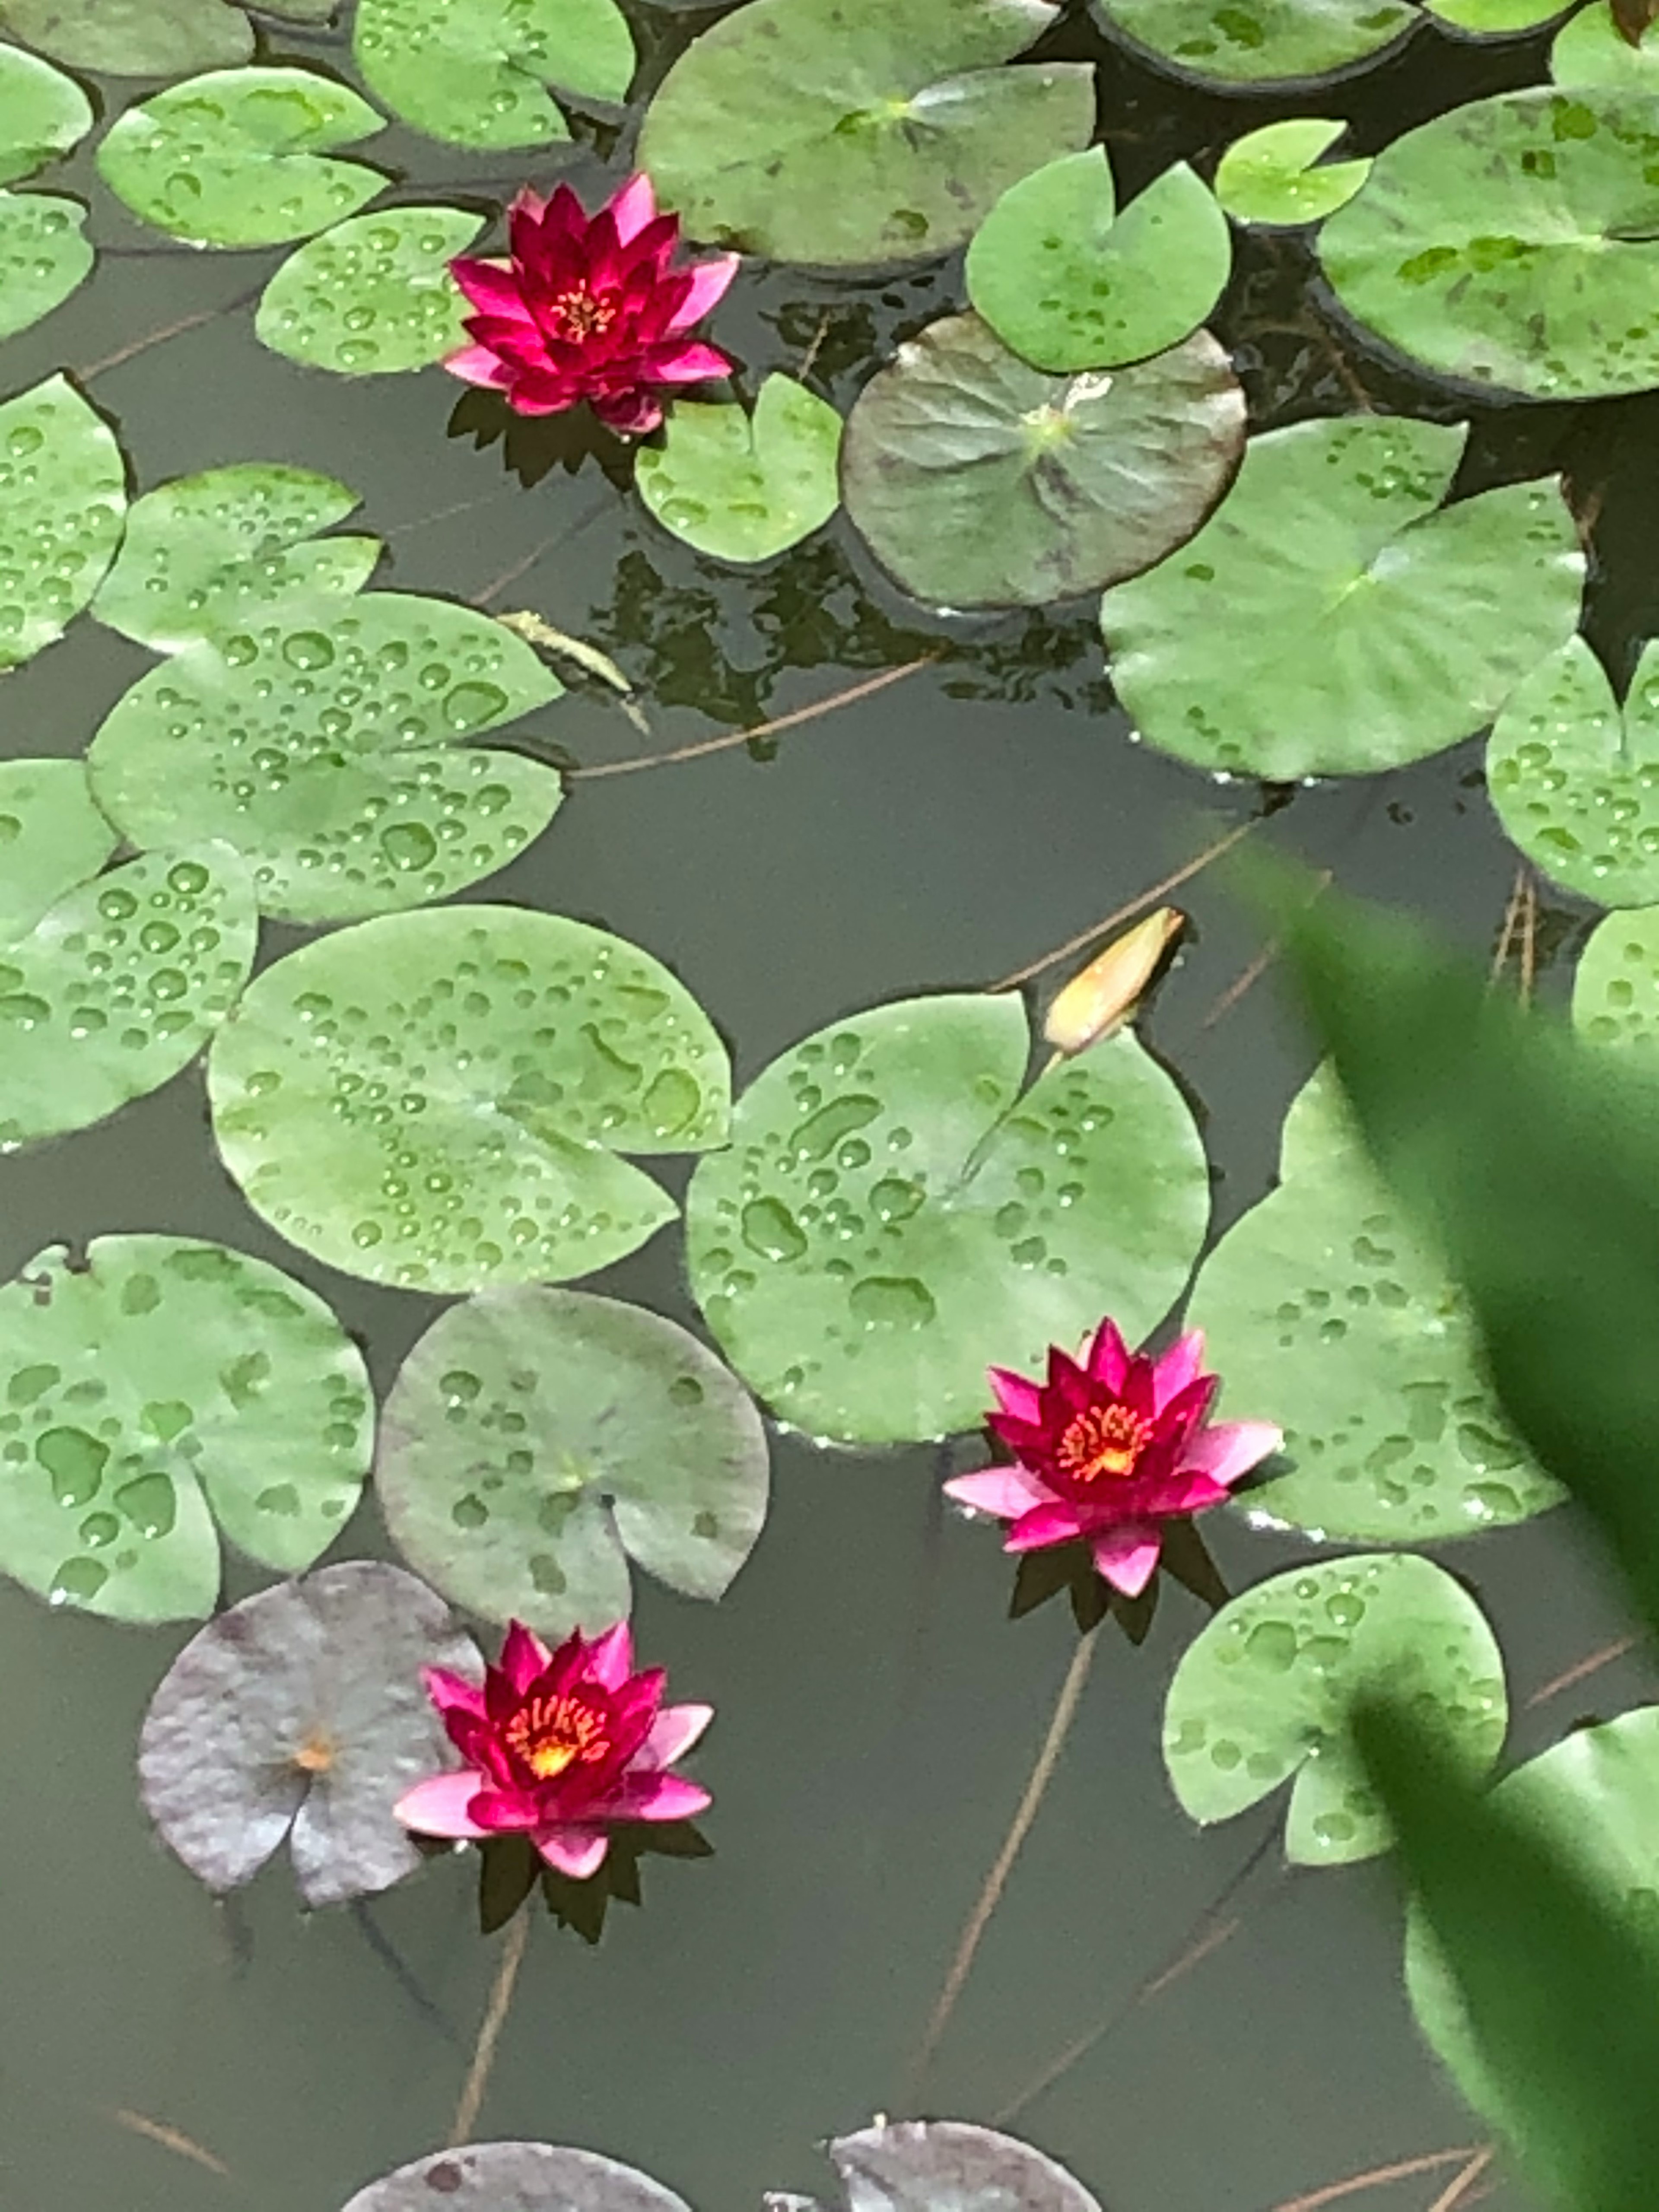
[549,285,617,342]
[1056,1401,1153,1484]
[504,1691,612,1780]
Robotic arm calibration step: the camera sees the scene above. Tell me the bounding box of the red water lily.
[944,1320,1282,1598]
[445,172,737,434]
[394,1620,712,1880]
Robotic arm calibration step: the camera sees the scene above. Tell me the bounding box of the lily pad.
[354,0,635,149]
[1551,0,1659,84]
[0,1236,372,1622]
[1427,0,1566,29]
[0,757,114,941]
[1214,118,1372,226]
[0,0,254,73]
[0,191,89,339]
[209,906,731,1294]
[88,592,563,925]
[0,374,125,671]
[1486,637,1659,907]
[1320,89,1659,402]
[966,151,1232,372]
[636,376,842,565]
[1189,1066,1560,1543]
[140,1562,479,1904]
[378,1287,769,1636]
[1100,416,1583,780]
[635,0,1095,268]
[0,43,90,184]
[824,2122,1104,2212]
[92,464,381,654]
[1087,0,1416,89]
[97,68,386,250]
[1570,904,1659,1050]
[341,2145,696,2212]
[842,313,1244,610]
[1163,1554,1509,1866]
[685,999,1208,1445]
[257,206,481,375]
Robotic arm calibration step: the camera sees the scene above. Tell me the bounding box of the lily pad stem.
[448,1904,531,2147]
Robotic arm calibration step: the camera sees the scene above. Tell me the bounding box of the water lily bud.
[1043,906,1184,1057]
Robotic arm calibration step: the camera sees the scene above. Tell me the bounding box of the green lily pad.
[635,0,1095,268]
[685,1000,1208,1445]
[1189,1066,1560,1543]
[842,313,1244,610]
[0,758,114,942]
[209,906,731,1294]
[343,2146,696,2212]
[636,376,842,565]
[0,191,89,339]
[97,67,386,250]
[1163,1554,1509,1866]
[88,592,563,925]
[257,206,480,375]
[93,463,381,654]
[1486,638,1659,907]
[1214,118,1371,226]
[1088,0,1416,89]
[0,0,254,73]
[1427,0,1566,29]
[1570,904,1659,1050]
[1551,0,1659,84]
[0,374,125,671]
[966,151,1232,372]
[1321,89,1659,402]
[1100,416,1583,780]
[0,1235,372,1622]
[354,0,635,149]
[0,43,90,184]
[378,1287,769,1637]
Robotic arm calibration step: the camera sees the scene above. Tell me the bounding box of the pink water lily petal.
[450,257,534,322]
[647,339,733,384]
[444,343,516,389]
[587,1621,633,1689]
[1128,1470,1230,1520]
[1085,1317,1131,1391]
[1006,1500,1086,1552]
[535,1824,609,1879]
[609,172,656,242]
[1090,1522,1163,1596]
[394,1770,490,1840]
[591,388,664,432]
[642,1701,713,1768]
[668,254,739,329]
[421,1665,486,1719]
[988,1365,1044,1425]
[498,1621,550,1697]
[1151,1330,1206,1409]
[620,1772,713,1822]
[944,1466,1054,1522]
[1183,1419,1284,1489]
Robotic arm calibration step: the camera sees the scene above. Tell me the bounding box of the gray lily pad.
[378,1287,769,1637]
[92,463,381,654]
[0,756,114,942]
[341,2145,696,2212]
[140,1562,479,1904]
[686,999,1208,1445]
[1163,1554,1509,1866]
[1571,904,1659,1050]
[209,906,731,1294]
[0,0,254,72]
[0,43,90,184]
[1087,0,1416,89]
[636,0,1095,269]
[966,151,1232,372]
[1551,0,1659,84]
[88,592,563,925]
[1320,89,1659,402]
[0,1236,372,1623]
[637,376,842,565]
[0,191,89,339]
[257,206,480,375]
[354,0,635,150]
[1214,118,1371,226]
[842,312,1244,610]
[0,374,126,671]
[1189,1066,1560,1543]
[1100,416,1583,780]
[826,2122,1103,2212]
[97,67,386,251]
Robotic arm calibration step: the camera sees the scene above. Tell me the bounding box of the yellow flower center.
[1057,1402,1153,1484]
[503,1692,613,1781]
[550,285,617,342]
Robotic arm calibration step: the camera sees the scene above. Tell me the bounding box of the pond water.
[1,7,1656,2212]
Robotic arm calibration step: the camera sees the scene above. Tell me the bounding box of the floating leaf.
[378,1287,768,1636]
[1214,118,1371,226]
[97,67,386,250]
[92,463,381,654]
[0,191,88,338]
[0,1236,372,1622]
[341,2145,696,2212]
[636,0,1095,268]
[1321,89,1659,402]
[1426,0,1567,29]
[257,206,480,375]
[636,376,841,565]
[686,999,1208,1445]
[0,43,91,184]
[1163,1554,1507,1866]
[824,2121,1104,2212]
[1551,0,1659,81]
[1088,0,1415,88]
[210,906,731,1294]
[1100,417,1583,780]
[0,757,114,941]
[354,0,635,150]
[88,592,562,924]
[0,0,254,73]
[0,374,125,671]
[966,150,1231,372]
[842,313,1243,611]
[1572,904,1659,1049]
[1189,1066,1560,1543]
[140,1562,478,1904]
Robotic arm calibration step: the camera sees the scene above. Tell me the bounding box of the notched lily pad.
[1088,0,1416,89]
[378,1287,769,1636]
[0,374,126,670]
[823,2121,1104,2212]
[1163,1554,1509,1866]
[340,2144,696,2212]
[354,0,636,150]
[1571,904,1659,1050]
[1551,0,1659,84]
[257,206,481,374]
[140,1561,479,1904]
[0,42,91,185]
[1214,118,1371,226]
[0,0,255,73]
[637,376,842,565]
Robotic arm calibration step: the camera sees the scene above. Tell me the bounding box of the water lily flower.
[394,1620,712,1880]
[944,1320,1282,1597]
[1043,907,1184,1059]
[445,172,738,435]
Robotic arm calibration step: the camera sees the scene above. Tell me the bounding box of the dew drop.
[741,1196,807,1263]
[849,1274,936,1329]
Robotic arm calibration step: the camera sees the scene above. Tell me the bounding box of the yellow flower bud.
[1043,907,1184,1057]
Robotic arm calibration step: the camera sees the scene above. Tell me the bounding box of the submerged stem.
[1269,2145,1485,2212]
[447,1907,531,2147]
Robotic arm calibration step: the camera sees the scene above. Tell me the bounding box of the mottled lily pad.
[1100,416,1583,779]
[636,0,1095,268]
[1163,1554,1509,1866]
[0,374,126,671]
[0,43,91,184]
[1214,118,1371,226]
[0,0,255,73]
[1088,0,1416,89]
[0,1236,372,1622]
[341,2145,696,2212]
[210,906,731,1294]
[824,2122,1104,2212]
[1189,1066,1560,1543]
[686,999,1208,1445]
[842,313,1244,610]
[1551,0,1659,84]
[257,206,480,374]
[378,1287,769,1637]
[140,1562,478,1904]
[637,376,842,565]
[1571,904,1659,1050]
[354,0,635,149]
[0,191,89,339]
[89,592,563,925]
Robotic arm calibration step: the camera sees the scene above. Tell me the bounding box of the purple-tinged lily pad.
[339,2142,696,2212]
